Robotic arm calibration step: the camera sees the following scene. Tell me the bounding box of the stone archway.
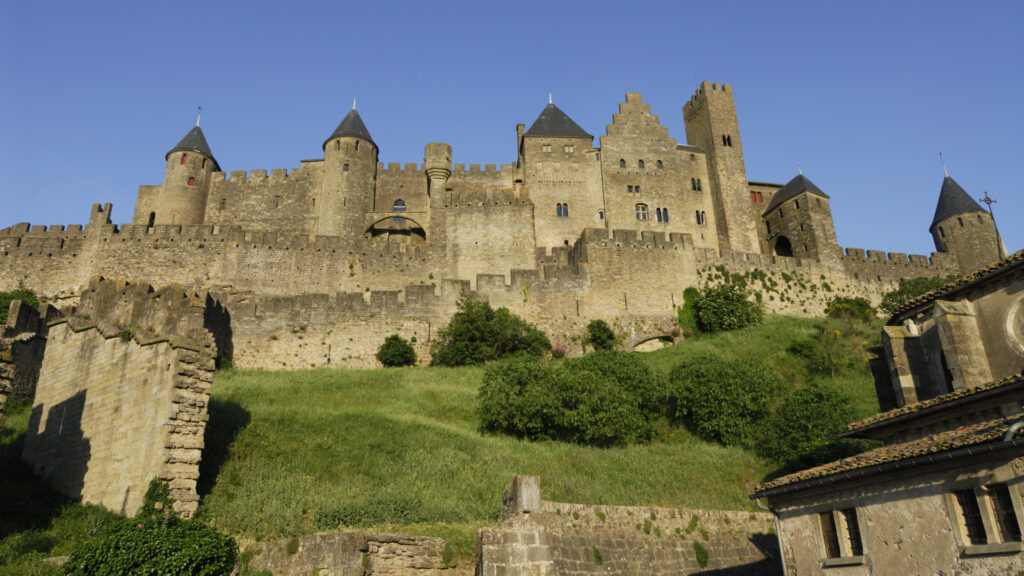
[774,236,794,257]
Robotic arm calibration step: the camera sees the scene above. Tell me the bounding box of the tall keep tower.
[683,82,759,253]
[930,175,1002,274]
[319,106,378,238]
[155,124,219,225]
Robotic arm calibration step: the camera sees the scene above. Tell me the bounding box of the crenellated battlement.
[451,163,513,174]
[379,162,422,174]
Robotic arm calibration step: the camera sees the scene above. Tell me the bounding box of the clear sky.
[2,1,1021,257]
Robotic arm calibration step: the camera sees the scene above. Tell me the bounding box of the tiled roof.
[762,174,828,215]
[930,176,986,230]
[525,103,592,138]
[889,249,1024,318]
[845,372,1024,434]
[753,417,1019,497]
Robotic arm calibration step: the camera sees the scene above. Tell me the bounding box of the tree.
[376,334,417,367]
[693,284,763,333]
[0,288,39,325]
[585,319,616,351]
[430,292,550,366]
[879,274,960,315]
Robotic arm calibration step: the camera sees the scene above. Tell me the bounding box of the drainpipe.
[755,498,788,576]
[1004,420,1024,441]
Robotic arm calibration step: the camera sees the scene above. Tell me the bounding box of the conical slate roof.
[763,173,828,215]
[525,103,592,138]
[166,126,218,169]
[930,176,986,230]
[323,108,375,149]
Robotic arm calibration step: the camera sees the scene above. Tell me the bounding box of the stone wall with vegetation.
[244,531,453,576]
[0,299,54,428]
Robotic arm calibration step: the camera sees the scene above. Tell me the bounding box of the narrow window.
[779,208,784,218]
[795,200,800,210]
[750,191,757,202]
[556,204,562,217]
[819,512,841,558]
[343,163,350,172]
[766,221,771,234]
[147,212,155,228]
[697,179,702,191]
[662,208,669,222]
[956,489,988,545]
[219,198,226,210]
[181,153,188,165]
[355,141,359,151]
[635,204,648,220]
[689,153,695,160]
[657,160,663,169]
[627,185,633,194]
[757,192,763,203]
[958,217,964,227]
[638,159,645,169]
[563,203,569,217]
[598,210,604,220]
[635,185,640,194]
[274,197,280,208]
[727,135,733,146]
[939,226,945,238]
[202,158,207,169]
[187,177,196,187]
[990,484,1022,542]
[336,141,340,151]
[619,159,626,168]
[656,208,663,222]
[691,178,697,190]
[722,135,728,146]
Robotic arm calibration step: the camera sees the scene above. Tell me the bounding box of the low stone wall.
[21,315,215,518]
[244,532,453,576]
[477,475,780,576]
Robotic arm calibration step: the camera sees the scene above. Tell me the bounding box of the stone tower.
[930,175,1002,274]
[683,82,759,254]
[154,125,219,225]
[319,107,378,238]
[761,173,841,265]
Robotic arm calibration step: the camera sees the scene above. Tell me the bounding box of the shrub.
[668,354,782,446]
[551,345,566,359]
[676,287,700,336]
[585,320,616,351]
[478,353,661,446]
[430,293,550,366]
[569,351,667,417]
[879,274,960,315]
[0,288,39,325]
[793,318,875,377]
[825,296,875,322]
[62,480,237,576]
[376,334,417,367]
[757,383,856,464]
[693,284,763,333]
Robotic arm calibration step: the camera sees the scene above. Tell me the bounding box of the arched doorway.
[774,236,794,257]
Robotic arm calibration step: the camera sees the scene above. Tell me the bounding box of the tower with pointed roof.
[761,173,841,264]
[154,124,219,225]
[930,175,1002,274]
[318,106,378,238]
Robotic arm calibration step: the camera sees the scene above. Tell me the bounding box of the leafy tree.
[376,334,417,367]
[668,354,782,446]
[585,319,616,351]
[824,296,875,322]
[878,274,960,315]
[0,288,39,325]
[757,383,856,464]
[693,284,763,333]
[430,292,550,366]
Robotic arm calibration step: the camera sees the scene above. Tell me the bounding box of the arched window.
[619,159,626,168]
[774,236,794,257]
[355,141,360,151]
[343,163,350,172]
[556,203,564,217]
[662,208,669,222]
[635,204,648,220]
[187,177,196,187]
[656,208,663,222]
[695,210,706,225]
[147,212,155,228]
[563,203,569,217]
[638,159,645,169]
[656,160,663,169]
[181,153,188,165]
[393,199,406,222]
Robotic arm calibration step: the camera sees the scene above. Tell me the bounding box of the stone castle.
[0,82,1005,367]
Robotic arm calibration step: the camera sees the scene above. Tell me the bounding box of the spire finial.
[548,90,552,105]
[940,152,948,177]
[352,98,356,111]
[196,106,202,127]
[797,164,802,175]
[979,191,1006,259]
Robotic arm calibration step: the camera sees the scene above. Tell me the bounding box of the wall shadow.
[205,293,233,365]
[26,391,91,500]
[197,397,251,497]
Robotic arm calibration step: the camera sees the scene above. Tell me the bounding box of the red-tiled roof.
[890,249,1024,318]
[845,372,1024,433]
[753,418,1016,497]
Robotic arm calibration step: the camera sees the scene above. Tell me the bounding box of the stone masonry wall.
[477,476,780,576]
[245,532,453,576]
[0,300,55,427]
[21,290,215,518]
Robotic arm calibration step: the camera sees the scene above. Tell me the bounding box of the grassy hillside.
[0,314,880,570]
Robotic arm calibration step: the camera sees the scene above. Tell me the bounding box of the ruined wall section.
[0,300,56,428]
[244,532,452,576]
[201,162,323,234]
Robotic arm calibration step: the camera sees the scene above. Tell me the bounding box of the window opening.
[958,217,964,227]
[181,153,188,165]
[336,141,340,151]
[619,159,626,168]
[219,199,226,210]
[656,160,663,169]
[187,177,196,187]
[656,208,663,222]
[355,141,359,151]
[774,236,793,257]
[939,226,945,238]
[991,484,1022,542]
[795,200,800,209]
[956,489,988,545]
[842,509,863,556]
[598,210,604,220]
[751,191,757,202]
[638,159,645,169]
[343,164,350,172]
[147,212,155,228]
[757,192,763,202]
[819,512,841,558]
[202,158,206,169]
[662,208,669,222]
[393,199,406,222]
[635,204,648,220]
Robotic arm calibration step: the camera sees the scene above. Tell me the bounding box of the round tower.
[424,142,452,206]
[930,175,1002,274]
[318,106,378,238]
[155,124,219,225]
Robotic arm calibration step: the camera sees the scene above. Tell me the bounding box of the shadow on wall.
[689,532,780,575]
[196,397,251,498]
[205,294,233,366]
[24,391,91,501]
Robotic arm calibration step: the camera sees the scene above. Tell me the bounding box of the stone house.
[752,250,1024,574]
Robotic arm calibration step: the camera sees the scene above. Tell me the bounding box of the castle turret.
[930,175,1002,274]
[154,124,219,225]
[318,106,378,238]
[761,173,840,264]
[683,82,759,254]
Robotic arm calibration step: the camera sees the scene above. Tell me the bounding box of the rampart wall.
[245,532,453,576]
[478,476,780,576]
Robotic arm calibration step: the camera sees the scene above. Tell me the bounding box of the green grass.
[1,314,881,570]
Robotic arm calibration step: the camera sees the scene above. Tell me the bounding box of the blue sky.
[2,1,1021,257]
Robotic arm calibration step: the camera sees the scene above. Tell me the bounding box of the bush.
[0,288,39,325]
[478,352,664,446]
[879,274,960,315]
[63,480,237,576]
[793,318,875,377]
[676,287,700,336]
[430,293,550,366]
[668,354,782,446]
[585,320,616,351]
[376,334,417,367]
[825,296,875,322]
[757,383,856,464]
[692,284,762,333]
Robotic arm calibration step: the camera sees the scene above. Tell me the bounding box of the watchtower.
[154,125,219,225]
[930,175,1002,274]
[319,106,378,239]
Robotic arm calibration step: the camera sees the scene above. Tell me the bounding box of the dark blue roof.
[930,176,986,230]
[166,126,218,170]
[525,103,591,138]
[763,174,828,215]
[324,109,375,149]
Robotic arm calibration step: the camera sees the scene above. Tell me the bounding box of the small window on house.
[991,484,1022,542]
[656,160,663,169]
[691,178,697,191]
[766,221,771,234]
[635,185,640,194]
[638,159,645,169]
[565,145,574,153]
[274,197,280,208]
[187,177,196,187]
[819,512,841,558]
[958,217,964,227]
[598,210,604,220]
[627,185,634,194]
[952,484,1023,549]
[696,211,706,225]
[635,204,648,220]
[689,153,695,160]
[147,212,155,228]
[181,153,188,165]
[696,178,702,191]
[619,159,626,168]
[343,164,350,172]
[779,208,784,218]
[955,490,988,545]
[727,135,732,146]
[819,509,864,561]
